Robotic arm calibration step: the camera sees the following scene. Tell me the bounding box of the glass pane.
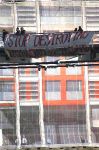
[66,67,81,75]
[66,80,82,91]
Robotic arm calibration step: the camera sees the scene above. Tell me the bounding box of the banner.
[4,31,94,58]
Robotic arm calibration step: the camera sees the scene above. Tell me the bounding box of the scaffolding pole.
[85,64,92,144]
[39,67,46,146]
[15,68,21,149]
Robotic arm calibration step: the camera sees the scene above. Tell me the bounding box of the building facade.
[0,0,98,148]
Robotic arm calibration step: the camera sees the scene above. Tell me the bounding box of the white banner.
[5,32,93,50]
[4,31,94,57]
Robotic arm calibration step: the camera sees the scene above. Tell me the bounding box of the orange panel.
[0,103,15,107]
[26,82,32,100]
[42,66,85,106]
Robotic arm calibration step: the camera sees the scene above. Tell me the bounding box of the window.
[45,81,61,100]
[17,5,36,27]
[40,6,81,17]
[0,6,12,25]
[0,69,14,76]
[19,82,39,101]
[66,66,81,75]
[92,108,99,120]
[91,107,99,128]
[30,68,38,76]
[19,69,25,75]
[41,17,81,25]
[0,81,14,101]
[19,68,38,76]
[85,6,99,30]
[0,6,11,17]
[46,68,60,75]
[66,80,82,100]
[89,81,99,101]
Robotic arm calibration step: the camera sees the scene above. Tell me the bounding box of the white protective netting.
[43,58,87,145]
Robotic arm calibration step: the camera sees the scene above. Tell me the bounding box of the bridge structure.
[0,31,99,67]
[0,31,99,63]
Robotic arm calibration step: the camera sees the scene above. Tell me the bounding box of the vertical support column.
[13,2,17,33]
[82,0,87,31]
[84,65,92,145]
[0,129,3,146]
[15,68,21,149]
[0,111,3,146]
[39,68,46,146]
[36,0,41,33]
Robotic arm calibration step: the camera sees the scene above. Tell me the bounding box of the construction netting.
[20,106,41,145]
[0,107,16,146]
[0,0,99,149]
[0,61,98,149]
[44,105,87,145]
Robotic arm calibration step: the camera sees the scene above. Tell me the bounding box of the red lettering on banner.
[81,31,89,39]
[73,32,81,41]
[54,34,62,45]
[48,33,54,46]
[7,34,13,47]
[22,34,29,47]
[5,31,93,54]
[73,32,89,41]
[62,32,71,44]
[19,36,23,47]
[8,34,29,48]
[8,32,89,48]
[39,35,48,46]
[15,36,18,47]
[34,35,40,47]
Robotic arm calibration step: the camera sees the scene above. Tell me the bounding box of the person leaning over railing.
[2,29,9,42]
[15,27,21,35]
[78,26,83,32]
[20,27,26,35]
